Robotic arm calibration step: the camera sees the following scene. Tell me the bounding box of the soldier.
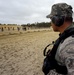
[45,3,74,75]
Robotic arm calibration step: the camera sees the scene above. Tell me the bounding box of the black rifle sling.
[50,28,74,74]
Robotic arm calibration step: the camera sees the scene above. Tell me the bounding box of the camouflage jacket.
[48,24,74,75]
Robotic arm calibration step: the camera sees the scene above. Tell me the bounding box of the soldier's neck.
[59,22,72,34]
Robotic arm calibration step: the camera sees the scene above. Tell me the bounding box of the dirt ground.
[0,30,59,75]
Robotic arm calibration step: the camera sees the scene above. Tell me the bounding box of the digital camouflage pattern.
[47,24,74,75]
[46,3,74,75]
[47,3,73,18]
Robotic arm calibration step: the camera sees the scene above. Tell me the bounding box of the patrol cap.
[47,3,73,18]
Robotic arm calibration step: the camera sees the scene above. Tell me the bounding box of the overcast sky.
[0,0,74,24]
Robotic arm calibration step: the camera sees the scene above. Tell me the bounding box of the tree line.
[21,22,51,28]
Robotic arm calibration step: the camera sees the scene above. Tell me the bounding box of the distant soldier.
[8,27,10,31]
[23,27,26,31]
[42,3,74,75]
[2,27,4,31]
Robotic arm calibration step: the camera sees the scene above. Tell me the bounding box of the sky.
[0,0,74,24]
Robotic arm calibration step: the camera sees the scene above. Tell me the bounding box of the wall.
[0,24,27,35]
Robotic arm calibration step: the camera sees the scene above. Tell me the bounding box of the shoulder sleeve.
[59,36,74,75]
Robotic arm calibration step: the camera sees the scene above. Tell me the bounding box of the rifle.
[42,28,74,75]
[42,41,58,75]
[42,40,67,75]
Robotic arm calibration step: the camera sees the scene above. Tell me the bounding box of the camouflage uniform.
[47,3,73,18]
[47,3,74,75]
